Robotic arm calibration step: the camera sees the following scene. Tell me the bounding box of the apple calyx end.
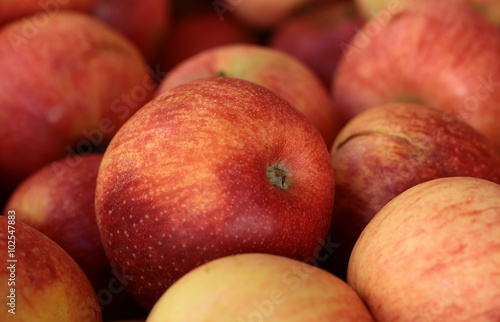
[267,164,290,190]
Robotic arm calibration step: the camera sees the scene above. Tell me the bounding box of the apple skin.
[0,215,102,321]
[156,44,341,148]
[321,102,500,280]
[161,11,256,71]
[219,0,313,29]
[0,0,101,26]
[95,77,335,310]
[3,154,146,320]
[269,0,365,88]
[147,253,374,322]
[355,0,500,26]
[92,0,171,66]
[333,0,500,152]
[0,12,155,207]
[347,177,500,321]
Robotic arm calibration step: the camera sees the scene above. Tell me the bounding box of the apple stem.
[267,164,290,190]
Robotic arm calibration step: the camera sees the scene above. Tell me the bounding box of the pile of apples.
[1,0,500,321]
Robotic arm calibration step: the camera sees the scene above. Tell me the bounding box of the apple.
[332,0,500,152]
[321,102,500,279]
[355,0,500,26]
[0,11,155,209]
[347,177,500,321]
[147,253,374,321]
[0,215,102,321]
[161,11,256,72]
[0,0,100,26]
[216,0,313,29]
[92,0,171,66]
[95,77,335,310]
[156,44,341,148]
[3,153,146,320]
[269,0,365,88]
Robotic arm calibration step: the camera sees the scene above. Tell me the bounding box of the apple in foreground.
[156,44,341,148]
[0,11,155,208]
[147,253,374,321]
[347,177,500,321]
[0,216,102,321]
[93,0,171,66]
[269,0,365,88]
[333,0,500,152]
[354,0,500,26]
[0,0,100,26]
[322,102,500,279]
[95,77,335,310]
[3,154,146,320]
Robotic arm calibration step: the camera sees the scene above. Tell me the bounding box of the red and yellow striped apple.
[348,177,500,321]
[95,77,335,310]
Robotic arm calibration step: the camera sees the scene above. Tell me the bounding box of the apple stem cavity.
[217,71,227,77]
[267,164,291,190]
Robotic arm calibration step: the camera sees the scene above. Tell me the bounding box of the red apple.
[217,0,313,29]
[0,11,155,208]
[320,102,500,280]
[333,0,500,152]
[156,44,341,148]
[355,0,500,26]
[95,77,335,310]
[0,215,102,321]
[92,0,171,66]
[161,11,256,71]
[3,154,146,320]
[147,253,374,321]
[0,0,100,26]
[270,0,365,88]
[348,177,500,321]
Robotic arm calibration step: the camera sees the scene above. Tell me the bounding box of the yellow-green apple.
[0,11,155,208]
[355,0,500,26]
[156,44,341,148]
[161,11,256,71]
[347,177,500,321]
[95,77,335,310]
[217,0,313,29]
[333,0,500,152]
[269,0,365,88]
[92,0,171,66]
[3,154,146,320]
[0,0,100,26]
[147,253,374,321]
[321,102,500,280]
[0,215,102,321]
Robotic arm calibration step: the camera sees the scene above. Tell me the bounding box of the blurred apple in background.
[92,0,171,67]
[0,216,102,321]
[3,154,146,320]
[219,0,313,29]
[161,11,257,72]
[270,0,365,88]
[0,12,155,209]
[348,177,500,321]
[355,0,500,26]
[147,253,374,321]
[320,102,500,279]
[333,0,500,152]
[95,77,335,310]
[157,44,341,148]
[0,0,100,26]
